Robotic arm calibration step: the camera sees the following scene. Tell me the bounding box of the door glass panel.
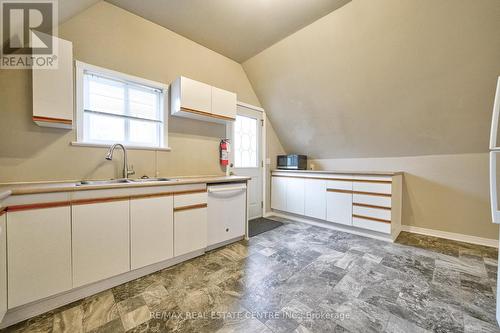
[234,115,258,168]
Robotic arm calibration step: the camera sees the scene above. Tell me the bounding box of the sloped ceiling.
[243,0,500,159]
[105,0,351,62]
[59,0,101,23]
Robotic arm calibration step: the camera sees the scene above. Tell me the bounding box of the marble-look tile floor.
[4,217,500,333]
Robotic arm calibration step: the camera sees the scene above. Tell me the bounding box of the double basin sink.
[76,177,176,186]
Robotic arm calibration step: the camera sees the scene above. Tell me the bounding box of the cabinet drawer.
[352,216,391,234]
[174,192,207,208]
[353,205,391,221]
[353,194,392,208]
[353,182,391,194]
[326,180,352,191]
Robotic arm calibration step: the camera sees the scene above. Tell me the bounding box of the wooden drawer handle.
[353,214,391,224]
[174,203,207,212]
[353,203,391,210]
[326,189,352,194]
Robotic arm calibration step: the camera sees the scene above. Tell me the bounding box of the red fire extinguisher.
[220,139,230,166]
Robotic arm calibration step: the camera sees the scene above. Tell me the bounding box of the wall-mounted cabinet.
[170,76,236,123]
[32,37,73,129]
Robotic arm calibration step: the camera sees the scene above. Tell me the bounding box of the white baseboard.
[401,225,499,248]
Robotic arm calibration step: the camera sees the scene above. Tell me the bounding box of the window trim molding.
[74,60,169,150]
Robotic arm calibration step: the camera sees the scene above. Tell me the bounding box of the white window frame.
[73,61,170,151]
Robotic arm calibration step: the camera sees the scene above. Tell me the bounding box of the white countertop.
[272,169,403,176]
[0,175,250,196]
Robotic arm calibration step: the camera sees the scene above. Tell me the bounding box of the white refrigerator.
[488,76,500,324]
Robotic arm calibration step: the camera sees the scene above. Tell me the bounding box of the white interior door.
[229,105,263,220]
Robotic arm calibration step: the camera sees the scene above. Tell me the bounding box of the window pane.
[234,115,258,168]
[129,87,159,120]
[86,75,125,115]
[80,67,165,148]
[129,119,159,146]
[85,112,125,142]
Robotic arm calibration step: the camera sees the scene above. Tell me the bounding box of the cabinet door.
[326,191,353,226]
[304,179,326,220]
[32,37,73,128]
[72,201,130,287]
[174,207,207,256]
[7,207,72,308]
[180,77,212,112]
[0,214,6,320]
[211,86,236,119]
[130,196,173,270]
[286,178,305,215]
[271,177,287,211]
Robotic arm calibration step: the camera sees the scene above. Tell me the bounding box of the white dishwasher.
[207,183,247,248]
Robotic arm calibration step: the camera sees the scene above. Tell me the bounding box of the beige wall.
[311,153,498,240]
[243,0,500,158]
[0,2,262,183]
[242,0,500,239]
[265,116,286,211]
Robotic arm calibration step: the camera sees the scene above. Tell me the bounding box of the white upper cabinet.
[304,178,326,220]
[130,196,174,270]
[211,86,236,120]
[170,76,236,123]
[32,37,73,129]
[172,76,212,113]
[7,207,72,308]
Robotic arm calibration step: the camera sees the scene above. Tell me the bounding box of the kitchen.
[1,1,500,332]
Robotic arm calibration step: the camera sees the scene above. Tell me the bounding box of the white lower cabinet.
[304,179,326,220]
[72,200,130,287]
[174,207,208,256]
[271,176,287,211]
[271,172,402,240]
[326,190,353,226]
[130,196,174,270]
[0,213,7,320]
[7,207,72,308]
[326,181,353,226]
[286,178,305,215]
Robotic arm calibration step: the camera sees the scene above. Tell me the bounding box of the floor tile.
[4,217,499,333]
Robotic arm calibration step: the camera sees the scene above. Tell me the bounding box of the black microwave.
[277,155,307,170]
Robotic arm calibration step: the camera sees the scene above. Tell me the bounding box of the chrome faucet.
[105,144,135,179]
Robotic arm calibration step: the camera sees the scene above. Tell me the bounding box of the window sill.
[70,142,172,151]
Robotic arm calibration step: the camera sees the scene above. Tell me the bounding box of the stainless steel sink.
[76,179,132,186]
[129,177,175,182]
[76,177,177,186]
